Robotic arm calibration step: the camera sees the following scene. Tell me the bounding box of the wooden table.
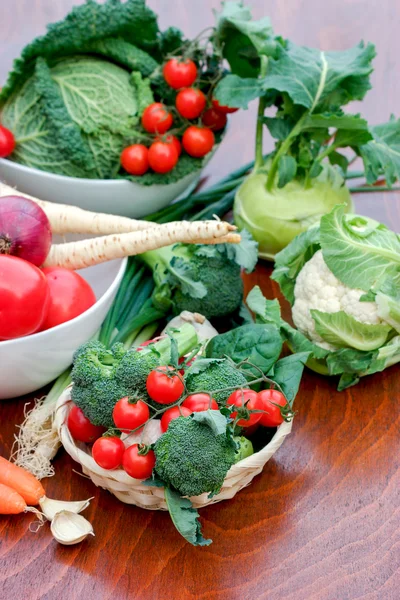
[1,1,399,598]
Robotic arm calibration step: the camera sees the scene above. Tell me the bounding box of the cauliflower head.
[292,250,383,350]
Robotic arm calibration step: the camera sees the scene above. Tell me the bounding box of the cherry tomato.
[122,444,156,480]
[163,58,197,89]
[0,255,49,340]
[182,126,215,158]
[142,103,173,134]
[212,98,239,114]
[226,389,263,428]
[156,134,182,157]
[112,397,149,434]
[146,366,184,404]
[160,406,192,432]
[67,405,106,443]
[182,393,218,412]
[40,267,96,331]
[201,107,227,131]
[176,88,206,120]
[257,389,288,427]
[120,144,149,175]
[148,141,179,174]
[92,436,125,470]
[0,125,15,158]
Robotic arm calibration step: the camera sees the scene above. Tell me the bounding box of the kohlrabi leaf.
[263,116,293,140]
[164,487,212,547]
[320,205,400,292]
[278,155,297,188]
[328,151,349,173]
[265,41,375,112]
[360,116,400,186]
[246,286,282,327]
[272,225,321,304]
[311,310,392,351]
[376,293,400,334]
[333,127,373,148]
[302,112,370,131]
[192,410,228,436]
[213,74,265,109]
[269,352,310,405]
[213,1,277,77]
[206,324,282,375]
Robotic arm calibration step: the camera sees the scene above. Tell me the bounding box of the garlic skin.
[50,510,94,545]
[39,496,93,521]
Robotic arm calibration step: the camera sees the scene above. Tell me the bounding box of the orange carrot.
[0,483,27,515]
[0,456,45,505]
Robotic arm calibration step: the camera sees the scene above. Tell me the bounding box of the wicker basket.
[55,386,292,510]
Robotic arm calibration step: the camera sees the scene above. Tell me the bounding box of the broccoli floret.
[154,416,236,497]
[139,237,258,319]
[184,359,248,405]
[71,323,198,427]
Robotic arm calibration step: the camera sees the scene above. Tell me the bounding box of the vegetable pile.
[271,205,400,389]
[0,0,239,182]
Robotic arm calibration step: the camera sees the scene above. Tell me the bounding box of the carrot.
[43,220,239,270]
[0,456,45,505]
[0,183,153,235]
[0,483,27,515]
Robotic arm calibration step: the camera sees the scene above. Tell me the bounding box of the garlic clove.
[39,496,93,521]
[50,510,94,545]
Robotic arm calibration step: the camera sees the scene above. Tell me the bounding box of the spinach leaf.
[164,487,212,547]
[269,352,310,405]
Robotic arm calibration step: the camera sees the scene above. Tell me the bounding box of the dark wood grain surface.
[0,1,399,599]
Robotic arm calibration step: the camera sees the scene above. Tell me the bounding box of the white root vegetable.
[0,182,153,235]
[44,220,239,269]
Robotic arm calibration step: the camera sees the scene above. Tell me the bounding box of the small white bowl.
[0,257,127,400]
[0,158,207,218]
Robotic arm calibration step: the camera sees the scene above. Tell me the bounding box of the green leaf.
[269,352,310,405]
[213,1,277,76]
[334,127,373,148]
[337,373,360,390]
[185,358,225,376]
[278,155,297,188]
[308,161,323,179]
[311,310,392,351]
[320,205,400,292]
[263,116,293,140]
[280,321,330,361]
[192,410,228,436]
[206,324,282,375]
[326,347,377,375]
[164,487,212,547]
[223,229,259,273]
[246,286,282,327]
[265,41,375,112]
[376,293,400,334]
[360,116,400,186]
[214,74,264,110]
[169,257,207,299]
[80,38,159,77]
[169,336,179,368]
[328,151,349,173]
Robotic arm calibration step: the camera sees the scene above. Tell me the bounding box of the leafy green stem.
[254,55,269,170]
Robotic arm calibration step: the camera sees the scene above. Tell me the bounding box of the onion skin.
[0,195,52,266]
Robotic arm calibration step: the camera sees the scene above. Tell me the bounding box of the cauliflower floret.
[292,250,382,350]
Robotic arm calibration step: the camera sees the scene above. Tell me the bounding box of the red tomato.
[40,267,96,331]
[0,255,49,340]
[212,98,239,114]
[176,88,206,119]
[226,389,262,428]
[146,366,184,404]
[0,125,15,158]
[92,436,125,470]
[182,393,218,412]
[160,406,192,432]
[112,397,149,434]
[120,144,149,175]
[67,405,105,443]
[148,141,179,174]
[201,107,227,131]
[163,58,197,89]
[122,444,155,479]
[257,389,288,427]
[142,103,173,134]
[182,126,215,158]
[156,134,182,157]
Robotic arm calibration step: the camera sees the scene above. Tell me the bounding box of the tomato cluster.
[120,57,239,177]
[226,388,288,429]
[0,256,96,341]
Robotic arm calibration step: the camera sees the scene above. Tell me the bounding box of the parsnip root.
[44,220,238,269]
[0,182,153,235]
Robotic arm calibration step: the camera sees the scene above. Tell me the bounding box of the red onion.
[0,195,52,266]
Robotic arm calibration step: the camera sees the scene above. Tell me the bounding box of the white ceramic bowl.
[0,257,127,400]
[0,157,208,218]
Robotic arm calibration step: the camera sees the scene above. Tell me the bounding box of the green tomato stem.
[254,56,269,171]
